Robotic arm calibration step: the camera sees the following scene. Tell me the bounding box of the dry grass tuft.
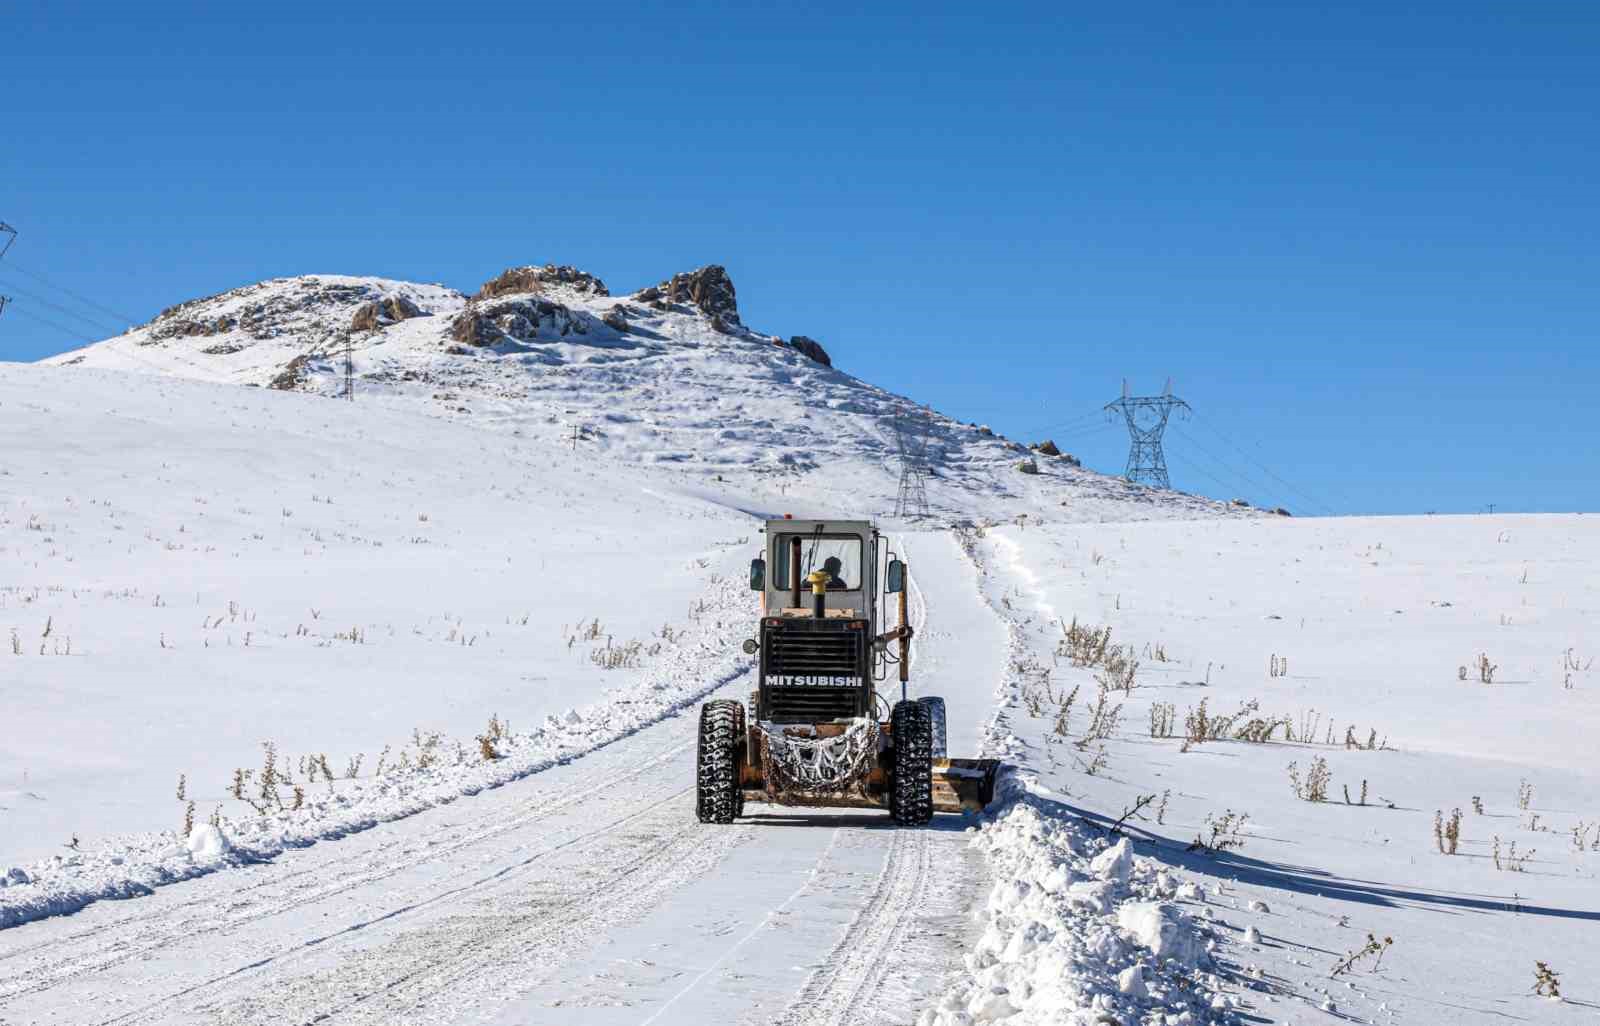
[1331,934,1393,977]
[1187,809,1249,854]
[1434,808,1462,854]
[1289,756,1332,802]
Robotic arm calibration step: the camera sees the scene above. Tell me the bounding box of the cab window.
[774,534,864,591]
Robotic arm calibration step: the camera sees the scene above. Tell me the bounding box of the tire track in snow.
[188,800,752,1026]
[762,534,975,1026]
[768,827,934,1026]
[637,827,846,1026]
[0,721,712,1010]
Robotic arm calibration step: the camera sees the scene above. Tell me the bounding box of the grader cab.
[695,518,1001,826]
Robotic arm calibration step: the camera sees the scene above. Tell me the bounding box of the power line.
[1168,426,1287,507]
[1167,444,1252,498]
[0,276,125,335]
[8,304,171,375]
[1189,413,1338,515]
[7,304,107,344]
[0,260,141,326]
[1013,407,1105,441]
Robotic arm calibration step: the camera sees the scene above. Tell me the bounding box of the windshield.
[774,534,864,591]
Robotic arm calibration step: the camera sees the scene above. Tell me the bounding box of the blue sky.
[3,2,1595,514]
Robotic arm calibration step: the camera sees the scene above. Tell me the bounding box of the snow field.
[13,339,1592,1025]
[0,364,760,924]
[961,515,1600,1023]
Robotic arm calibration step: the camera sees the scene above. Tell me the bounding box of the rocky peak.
[474,264,609,301]
[787,335,831,367]
[646,265,738,322]
[350,295,425,331]
[449,295,598,348]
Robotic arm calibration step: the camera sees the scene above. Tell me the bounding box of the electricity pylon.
[341,332,354,400]
[1105,379,1190,489]
[892,406,932,519]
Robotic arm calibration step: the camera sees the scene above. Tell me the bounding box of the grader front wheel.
[696,699,744,824]
[889,700,934,826]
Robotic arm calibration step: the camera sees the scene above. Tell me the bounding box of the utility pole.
[1105,379,1190,489]
[0,223,15,319]
[341,332,354,401]
[893,405,932,520]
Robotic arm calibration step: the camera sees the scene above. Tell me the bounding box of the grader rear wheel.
[918,695,948,760]
[889,700,934,826]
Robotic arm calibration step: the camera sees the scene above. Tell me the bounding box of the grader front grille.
[760,619,868,723]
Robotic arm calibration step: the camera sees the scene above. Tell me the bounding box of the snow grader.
[695,517,1000,826]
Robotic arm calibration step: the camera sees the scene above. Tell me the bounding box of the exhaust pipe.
[808,570,830,618]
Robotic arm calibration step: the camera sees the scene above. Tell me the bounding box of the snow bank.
[185,824,231,859]
[922,527,1238,1024]
[919,778,1232,1026]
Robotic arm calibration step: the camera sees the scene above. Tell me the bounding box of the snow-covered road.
[0,533,1002,1026]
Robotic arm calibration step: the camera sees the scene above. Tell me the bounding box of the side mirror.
[886,559,906,594]
[749,558,766,591]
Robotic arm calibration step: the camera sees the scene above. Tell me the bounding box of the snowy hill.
[41,263,1242,523]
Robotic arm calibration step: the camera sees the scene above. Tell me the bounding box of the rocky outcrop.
[475,265,609,301]
[149,315,237,341]
[653,265,737,322]
[787,335,831,367]
[1029,440,1079,466]
[601,306,631,332]
[146,278,391,346]
[349,295,424,332]
[268,354,312,391]
[449,296,595,347]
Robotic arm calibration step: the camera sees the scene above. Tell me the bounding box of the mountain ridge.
[41,262,1248,524]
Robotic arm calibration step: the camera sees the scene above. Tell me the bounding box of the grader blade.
[931,758,1001,814]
